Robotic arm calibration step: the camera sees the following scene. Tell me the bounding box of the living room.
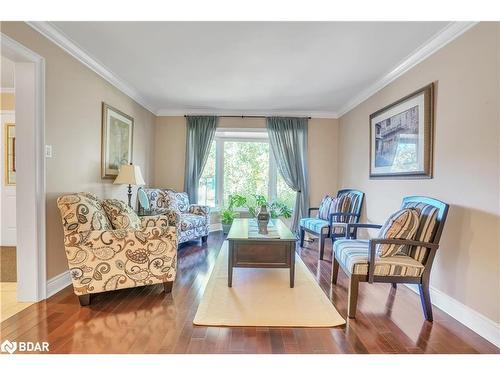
[0,1,499,373]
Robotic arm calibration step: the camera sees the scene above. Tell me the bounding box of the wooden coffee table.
[226,218,297,288]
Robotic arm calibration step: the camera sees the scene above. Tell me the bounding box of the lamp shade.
[113,164,146,186]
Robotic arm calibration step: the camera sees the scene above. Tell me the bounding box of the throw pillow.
[377,208,420,257]
[318,195,333,220]
[102,199,142,230]
[330,194,352,223]
[57,192,112,234]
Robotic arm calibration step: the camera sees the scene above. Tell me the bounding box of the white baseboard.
[46,270,72,298]
[405,284,500,348]
[209,223,222,232]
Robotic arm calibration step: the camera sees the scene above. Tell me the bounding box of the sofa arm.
[188,204,210,217]
[63,226,177,295]
[140,214,170,228]
[147,208,180,226]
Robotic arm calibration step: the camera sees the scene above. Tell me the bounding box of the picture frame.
[4,123,16,186]
[369,83,434,179]
[101,102,134,179]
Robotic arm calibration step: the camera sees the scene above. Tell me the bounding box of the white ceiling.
[43,21,458,116]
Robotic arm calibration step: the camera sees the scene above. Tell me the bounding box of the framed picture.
[101,102,134,179]
[369,83,434,179]
[4,123,16,186]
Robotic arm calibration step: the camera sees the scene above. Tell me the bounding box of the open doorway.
[0,33,46,322]
[0,55,28,321]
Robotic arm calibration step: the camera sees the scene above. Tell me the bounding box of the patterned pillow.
[402,202,439,263]
[57,192,112,234]
[377,208,420,257]
[101,199,141,230]
[318,195,334,220]
[166,190,190,213]
[331,194,352,223]
[340,192,360,223]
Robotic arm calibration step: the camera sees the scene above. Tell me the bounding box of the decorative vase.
[257,205,270,234]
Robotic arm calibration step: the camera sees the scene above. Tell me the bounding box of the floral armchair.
[56,193,177,306]
[138,188,210,245]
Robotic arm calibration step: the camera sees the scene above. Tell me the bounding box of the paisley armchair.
[138,188,210,245]
[57,193,177,306]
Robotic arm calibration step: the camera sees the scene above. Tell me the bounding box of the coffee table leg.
[290,245,295,288]
[228,242,233,287]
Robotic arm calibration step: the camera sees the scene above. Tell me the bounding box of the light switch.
[45,145,53,158]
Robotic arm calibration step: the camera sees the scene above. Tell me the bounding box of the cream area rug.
[193,241,346,327]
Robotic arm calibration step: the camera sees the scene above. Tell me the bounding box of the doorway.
[0,55,26,321]
[0,33,46,322]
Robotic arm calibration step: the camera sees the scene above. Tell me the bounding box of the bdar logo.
[1,340,17,354]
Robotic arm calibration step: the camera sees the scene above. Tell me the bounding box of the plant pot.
[222,223,232,235]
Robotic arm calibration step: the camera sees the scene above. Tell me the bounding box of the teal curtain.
[184,116,218,203]
[266,117,309,232]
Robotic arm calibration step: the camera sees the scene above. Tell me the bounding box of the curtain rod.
[183,115,311,119]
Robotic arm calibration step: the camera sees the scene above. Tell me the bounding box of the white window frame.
[201,128,281,209]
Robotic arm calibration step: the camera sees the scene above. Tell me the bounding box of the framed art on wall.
[101,102,134,179]
[5,123,16,185]
[369,83,434,179]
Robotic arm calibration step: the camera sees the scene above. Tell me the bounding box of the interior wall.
[338,22,500,323]
[0,22,156,280]
[154,116,339,207]
[0,92,15,111]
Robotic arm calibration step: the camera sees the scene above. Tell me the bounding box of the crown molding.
[26,21,477,119]
[336,21,478,117]
[156,108,339,119]
[26,21,157,114]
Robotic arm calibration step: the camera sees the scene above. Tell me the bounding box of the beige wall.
[154,116,339,207]
[0,92,15,111]
[338,23,500,323]
[0,22,156,279]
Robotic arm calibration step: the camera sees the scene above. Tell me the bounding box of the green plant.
[245,194,292,220]
[221,194,247,225]
[228,194,247,210]
[221,193,292,225]
[221,208,237,225]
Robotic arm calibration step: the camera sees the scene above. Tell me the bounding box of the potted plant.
[221,194,247,234]
[245,194,292,220]
[221,194,293,234]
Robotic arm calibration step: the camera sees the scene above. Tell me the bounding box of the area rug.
[193,241,345,327]
[0,246,17,282]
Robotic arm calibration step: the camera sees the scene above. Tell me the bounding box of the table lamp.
[113,163,146,208]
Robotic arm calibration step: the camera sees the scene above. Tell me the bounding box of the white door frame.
[1,32,46,301]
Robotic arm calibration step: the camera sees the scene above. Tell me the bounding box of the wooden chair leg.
[347,277,359,318]
[319,234,325,260]
[331,257,339,284]
[163,281,174,294]
[299,228,305,247]
[419,281,433,321]
[78,294,90,306]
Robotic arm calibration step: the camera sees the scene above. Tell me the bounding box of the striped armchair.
[332,196,449,321]
[299,189,364,260]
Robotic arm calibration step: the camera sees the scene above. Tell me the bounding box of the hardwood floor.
[0,232,498,354]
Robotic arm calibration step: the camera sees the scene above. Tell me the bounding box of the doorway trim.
[1,32,46,301]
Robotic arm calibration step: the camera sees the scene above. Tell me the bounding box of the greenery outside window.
[198,128,296,210]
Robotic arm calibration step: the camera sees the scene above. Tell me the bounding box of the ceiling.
[39,22,462,116]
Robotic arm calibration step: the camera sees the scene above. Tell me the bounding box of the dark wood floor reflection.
[1,232,498,354]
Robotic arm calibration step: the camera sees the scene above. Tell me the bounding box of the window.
[197,129,296,210]
[198,142,217,207]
